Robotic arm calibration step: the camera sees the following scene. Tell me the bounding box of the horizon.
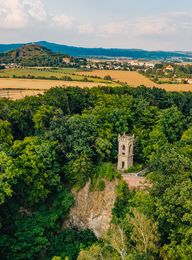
[1,40,191,53]
[0,0,192,51]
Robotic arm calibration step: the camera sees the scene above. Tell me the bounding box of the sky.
[0,0,192,50]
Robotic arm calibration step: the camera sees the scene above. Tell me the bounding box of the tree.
[156,105,186,143]
[33,104,63,132]
[181,127,192,143]
[143,126,168,162]
[77,244,103,260]
[104,75,112,81]
[65,153,92,187]
[0,119,13,146]
[65,114,98,159]
[149,142,192,257]
[2,188,74,260]
[11,136,61,205]
[78,225,129,260]
[102,225,129,260]
[0,151,19,205]
[129,208,159,254]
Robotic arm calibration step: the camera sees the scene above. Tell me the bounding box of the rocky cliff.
[63,179,119,237]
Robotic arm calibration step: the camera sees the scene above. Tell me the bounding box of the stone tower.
[117,134,134,171]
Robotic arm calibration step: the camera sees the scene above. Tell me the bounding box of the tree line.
[0,85,192,259]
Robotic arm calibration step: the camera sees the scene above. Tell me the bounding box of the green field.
[0,67,110,83]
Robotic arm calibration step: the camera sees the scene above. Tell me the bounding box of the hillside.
[0,44,69,66]
[0,41,191,60]
[8,44,53,59]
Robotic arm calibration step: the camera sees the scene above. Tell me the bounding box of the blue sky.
[0,0,192,50]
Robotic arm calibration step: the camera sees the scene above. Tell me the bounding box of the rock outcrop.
[63,179,118,237]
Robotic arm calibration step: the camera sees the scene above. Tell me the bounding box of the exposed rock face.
[63,179,118,237]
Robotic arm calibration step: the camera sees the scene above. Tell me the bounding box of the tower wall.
[117,134,134,171]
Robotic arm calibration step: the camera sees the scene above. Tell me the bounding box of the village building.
[187,78,192,84]
[165,65,174,71]
[63,57,71,64]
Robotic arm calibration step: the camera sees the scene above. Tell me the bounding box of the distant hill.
[0,44,69,66]
[0,43,22,53]
[0,41,191,60]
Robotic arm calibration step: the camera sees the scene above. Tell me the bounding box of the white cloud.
[0,0,47,29]
[135,17,176,36]
[23,0,47,22]
[52,15,75,29]
[0,0,27,29]
[100,21,128,35]
[134,12,192,36]
[96,12,192,40]
[78,23,94,34]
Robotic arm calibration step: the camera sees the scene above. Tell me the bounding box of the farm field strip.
[0,68,110,83]
[78,70,192,92]
[0,89,44,100]
[1,69,192,100]
[0,78,107,90]
[0,78,110,99]
[78,70,156,87]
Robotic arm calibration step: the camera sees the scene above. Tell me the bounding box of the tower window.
[122,145,126,155]
[122,161,125,169]
[129,145,132,154]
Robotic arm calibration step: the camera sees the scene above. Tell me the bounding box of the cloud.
[0,0,47,29]
[52,15,75,29]
[100,21,128,35]
[23,0,47,22]
[91,12,192,41]
[78,23,94,34]
[0,0,27,29]
[134,12,192,36]
[0,1,192,51]
[135,16,176,36]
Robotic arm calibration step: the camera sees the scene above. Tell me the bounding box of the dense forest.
[0,85,192,259]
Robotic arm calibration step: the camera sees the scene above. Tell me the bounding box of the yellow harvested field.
[78,70,156,87]
[0,78,106,90]
[0,78,107,99]
[1,71,192,100]
[0,89,44,100]
[157,84,192,92]
[78,70,192,92]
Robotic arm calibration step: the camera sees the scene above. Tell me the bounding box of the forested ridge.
[0,41,190,60]
[0,44,86,67]
[0,85,192,259]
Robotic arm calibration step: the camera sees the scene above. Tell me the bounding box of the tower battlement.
[118,133,134,142]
